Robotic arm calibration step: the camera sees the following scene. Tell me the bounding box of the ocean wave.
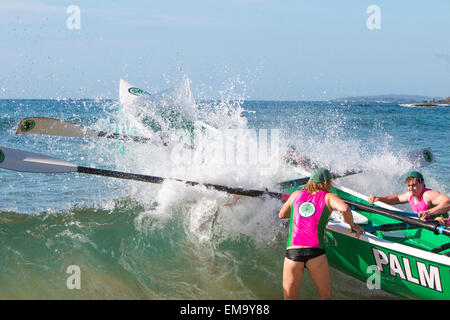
[0,195,288,299]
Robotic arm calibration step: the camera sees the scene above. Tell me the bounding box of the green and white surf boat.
[282,167,450,300]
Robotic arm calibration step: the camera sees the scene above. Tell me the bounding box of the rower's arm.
[328,193,364,238]
[426,191,450,216]
[368,193,409,205]
[328,193,354,226]
[278,191,299,219]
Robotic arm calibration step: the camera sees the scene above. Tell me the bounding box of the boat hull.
[324,222,450,300]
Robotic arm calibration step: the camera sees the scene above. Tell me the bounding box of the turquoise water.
[0,96,449,299]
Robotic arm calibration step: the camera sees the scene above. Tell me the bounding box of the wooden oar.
[16,117,167,145]
[1,146,448,237]
[278,147,435,188]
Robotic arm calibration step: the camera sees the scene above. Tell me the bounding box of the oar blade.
[407,147,435,167]
[16,117,167,145]
[16,117,99,138]
[0,146,77,173]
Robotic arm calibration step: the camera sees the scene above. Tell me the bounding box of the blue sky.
[0,0,449,100]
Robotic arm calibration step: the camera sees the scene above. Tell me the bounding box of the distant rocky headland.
[410,96,450,107]
[426,96,450,103]
[334,94,450,107]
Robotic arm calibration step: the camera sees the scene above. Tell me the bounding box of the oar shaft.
[278,177,309,188]
[76,166,282,199]
[363,222,417,233]
[279,170,360,188]
[77,166,165,183]
[344,199,450,237]
[91,131,161,144]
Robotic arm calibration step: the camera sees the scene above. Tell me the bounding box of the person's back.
[278,168,364,300]
[287,189,330,250]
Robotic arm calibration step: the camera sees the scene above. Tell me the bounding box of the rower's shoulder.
[325,191,342,206]
[290,189,302,198]
[286,190,302,204]
[326,191,339,200]
[424,188,446,200]
[397,191,412,202]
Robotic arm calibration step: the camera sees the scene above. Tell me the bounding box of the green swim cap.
[407,171,424,181]
[310,168,332,183]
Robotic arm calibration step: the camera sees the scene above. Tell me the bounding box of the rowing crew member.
[278,168,364,300]
[368,171,450,222]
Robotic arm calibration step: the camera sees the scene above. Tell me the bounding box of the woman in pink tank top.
[278,168,364,300]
